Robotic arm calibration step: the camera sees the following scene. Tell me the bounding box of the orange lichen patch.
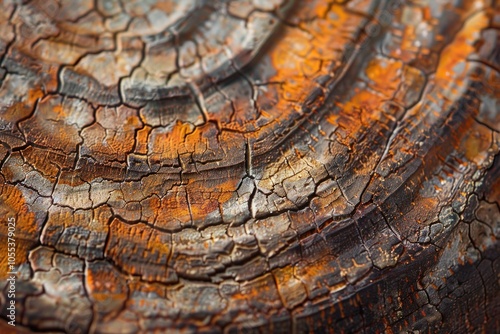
[0,184,38,238]
[334,89,385,134]
[105,218,177,284]
[140,194,161,222]
[365,57,403,96]
[435,11,489,83]
[272,29,312,72]
[53,104,68,118]
[307,5,363,55]
[181,122,221,161]
[153,186,191,231]
[149,121,195,162]
[0,236,34,280]
[326,113,340,126]
[0,184,38,279]
[214,177,242,204]
[252,2,369,136]
[28,87,46,105]
[301,58,323,78]
[147,121,246,170]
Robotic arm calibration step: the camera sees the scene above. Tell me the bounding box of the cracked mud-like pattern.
[0,0,499,333]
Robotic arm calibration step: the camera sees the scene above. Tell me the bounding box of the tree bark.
[0,0,499,333]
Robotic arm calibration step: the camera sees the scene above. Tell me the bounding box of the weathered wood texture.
[0,0,499,333]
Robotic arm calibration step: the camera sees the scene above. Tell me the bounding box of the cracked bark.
[0,0,499,333]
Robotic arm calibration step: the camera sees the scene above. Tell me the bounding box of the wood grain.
[0,0,499,333]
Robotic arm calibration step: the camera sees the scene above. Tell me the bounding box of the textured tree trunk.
[0,0,499,333]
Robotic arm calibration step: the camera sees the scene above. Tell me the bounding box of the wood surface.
[0,0,499,333]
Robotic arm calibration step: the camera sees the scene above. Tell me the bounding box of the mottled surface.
[0,0,499,333]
